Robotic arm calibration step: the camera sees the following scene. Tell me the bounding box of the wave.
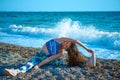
[0,18,120,50]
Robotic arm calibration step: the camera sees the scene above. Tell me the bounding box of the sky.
[0,0,120,12]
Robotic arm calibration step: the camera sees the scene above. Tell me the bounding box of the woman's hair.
[66,42,86,67]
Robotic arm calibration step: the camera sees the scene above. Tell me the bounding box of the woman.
[4,37,96,76]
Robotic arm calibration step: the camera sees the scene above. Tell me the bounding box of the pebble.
[38,74,45,79]
[45,71,52,76]
[78,76,85,80]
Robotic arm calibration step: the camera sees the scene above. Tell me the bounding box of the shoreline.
[0,42,120,80]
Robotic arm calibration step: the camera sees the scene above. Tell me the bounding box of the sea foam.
[6,18,120,50]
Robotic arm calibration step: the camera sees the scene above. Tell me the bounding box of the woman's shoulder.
[54,37,65,43]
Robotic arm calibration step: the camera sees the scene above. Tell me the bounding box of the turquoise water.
[0,12,120,60]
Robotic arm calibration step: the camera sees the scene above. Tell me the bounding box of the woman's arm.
[34,50,64,69]
[76,40,94,54]
[60,37,88,49]
[60,37,94,54]
[38,53,62,67]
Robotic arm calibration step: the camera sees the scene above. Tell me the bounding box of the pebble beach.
[0,42,120,80]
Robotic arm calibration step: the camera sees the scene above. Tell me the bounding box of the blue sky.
[0,0,120,11]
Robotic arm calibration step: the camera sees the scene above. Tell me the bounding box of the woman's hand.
[86,48,94,54]
[34,65,40,70]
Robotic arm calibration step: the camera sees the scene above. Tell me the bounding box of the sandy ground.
[0,42,120,80]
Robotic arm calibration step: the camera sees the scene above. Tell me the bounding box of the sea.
[0,12,120,60]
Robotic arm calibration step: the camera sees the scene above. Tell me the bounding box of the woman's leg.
[4,56,41,76]
[86,53,96,67]
[17,56,41,73]
[4,50,48,76]
[17,50,48,73]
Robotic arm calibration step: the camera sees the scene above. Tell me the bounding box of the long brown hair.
[66,42,86,67]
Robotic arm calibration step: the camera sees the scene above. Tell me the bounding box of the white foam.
[3,18,119,50]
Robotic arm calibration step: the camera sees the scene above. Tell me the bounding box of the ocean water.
[0,12,120,60]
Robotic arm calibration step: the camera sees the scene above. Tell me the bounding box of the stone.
[45,71,52,76]
[38,74,45,79]
[78,76,85,80]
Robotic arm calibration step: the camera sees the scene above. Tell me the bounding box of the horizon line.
[0,11,120,12]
